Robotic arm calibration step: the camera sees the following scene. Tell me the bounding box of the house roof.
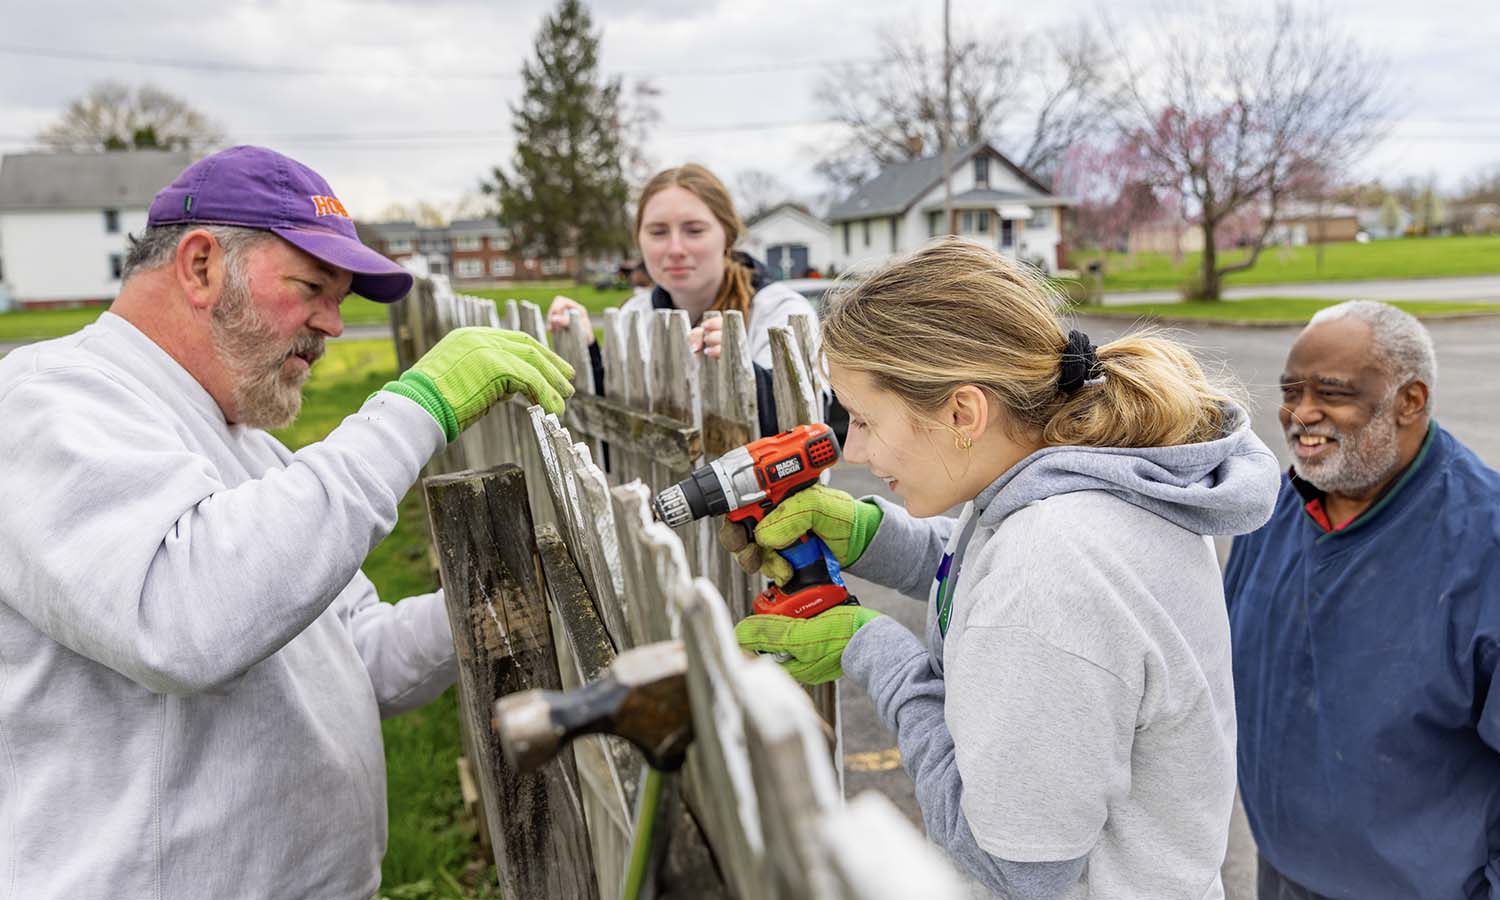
[358,220,420,240]
[826,142,1055,222]
[746,202,830,233]
[1275,201,1360,220]
[0,150,196,211]
[448,217,505,235]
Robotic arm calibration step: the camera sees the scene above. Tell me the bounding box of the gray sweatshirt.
[0,313,456,899]
[843,405,1280,899]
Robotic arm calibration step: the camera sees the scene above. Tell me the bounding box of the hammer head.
[494,640,693,772]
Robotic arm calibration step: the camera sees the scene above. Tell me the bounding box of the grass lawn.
[270,339,498,900]
[0,305,109,341]
[1078,234,1500,293]
[0,281,634,343]
[1077,297,1500,323]
[465,282,634,317]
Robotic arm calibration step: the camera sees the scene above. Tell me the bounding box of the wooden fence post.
[767,318,842,765]
[423,465,599,900]
[535,524,635,900]
[700,311,760,619]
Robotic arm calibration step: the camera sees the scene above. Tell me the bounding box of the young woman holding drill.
[547,163,818,436]
[725,238,1281,898]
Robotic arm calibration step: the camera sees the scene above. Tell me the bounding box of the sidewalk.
[1102,274,1500,305]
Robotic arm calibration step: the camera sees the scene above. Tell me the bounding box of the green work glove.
[379,327,575,442]
[717,485,884,585]
[734,606,884,684]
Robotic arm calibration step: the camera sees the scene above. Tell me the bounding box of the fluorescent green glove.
[718,485,884,585]
[734,606,884,684]
[379,327,575,442]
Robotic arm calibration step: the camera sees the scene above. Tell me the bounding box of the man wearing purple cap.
[0,146,574,899]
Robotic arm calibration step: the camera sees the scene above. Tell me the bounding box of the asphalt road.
[832,314,1500,899]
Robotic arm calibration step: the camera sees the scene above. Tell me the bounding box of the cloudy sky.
[2,0,1496,220]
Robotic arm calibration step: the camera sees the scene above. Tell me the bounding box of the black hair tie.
[1058,329,1103,395]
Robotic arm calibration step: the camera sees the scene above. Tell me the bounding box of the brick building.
[356,218,582,286]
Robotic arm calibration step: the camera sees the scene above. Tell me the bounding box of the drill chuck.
[653,484,695,528]
[653,462,733,527]
[653,446,762,526]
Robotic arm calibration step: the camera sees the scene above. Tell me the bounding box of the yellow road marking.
[844,748,902,772]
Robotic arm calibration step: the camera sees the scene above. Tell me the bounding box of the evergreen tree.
[487,0,631,260]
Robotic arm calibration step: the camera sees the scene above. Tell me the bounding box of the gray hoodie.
[843,405,1279,900]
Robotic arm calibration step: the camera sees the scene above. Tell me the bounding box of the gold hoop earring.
[954,433,973,451]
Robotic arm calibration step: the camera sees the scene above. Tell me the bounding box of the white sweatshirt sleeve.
[0,364,444,695]
[341,574,457,717]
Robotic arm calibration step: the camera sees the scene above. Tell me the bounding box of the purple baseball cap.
[147,145,413,303]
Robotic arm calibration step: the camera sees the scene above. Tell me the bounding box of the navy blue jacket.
[1226,423,1500,899]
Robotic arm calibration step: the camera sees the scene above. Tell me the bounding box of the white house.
[826,142,1072,275]
[741,203,833,278]
[0,150,195,308]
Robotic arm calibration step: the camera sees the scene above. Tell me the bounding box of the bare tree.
[814,20,1112,192]
[733,169,797,221]
[1015,24,1118,183]
[1458,164,1500,204]
[37,82,225,153]
[617,78,663,191]
[1110,3,1387,299]
[814,24,1023,191]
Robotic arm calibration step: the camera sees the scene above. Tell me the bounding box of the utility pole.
[941,0,954,235]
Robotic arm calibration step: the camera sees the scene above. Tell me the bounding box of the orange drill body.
[652,423,855,619]
[722,423,840,528]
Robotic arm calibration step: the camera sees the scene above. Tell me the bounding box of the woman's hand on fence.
[688,315,723,359]
[719,485,884,584]
[734,606,884,684]
[547,295,596,344]
[378,326,575,442]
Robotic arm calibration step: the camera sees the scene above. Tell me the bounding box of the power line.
[0,42,878,82]
[0,118,842,149]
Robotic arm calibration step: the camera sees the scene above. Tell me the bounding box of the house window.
[890,217,898,252]
[960,211,974,233]
[453,235,482,251]
[109,253,123,281]
[492,234,511,250]
[455,259,484,278]
[977,211,992,234]
[1001,220,1014,249]
[103,209,120,234]
[388,239,413,253]
[843,223,851,255]
[541,259,565,275]
[928,212,941,237]
[490,258,514,277]
[862,219,870,247]
[1028,209,1050,230]
[974,157,990,188]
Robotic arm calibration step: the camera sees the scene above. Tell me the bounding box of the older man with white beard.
[1225,300,1500,900]
[0,146,575,900]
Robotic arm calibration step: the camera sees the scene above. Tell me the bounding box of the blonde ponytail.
[821,238,1235,449]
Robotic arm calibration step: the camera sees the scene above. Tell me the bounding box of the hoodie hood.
[975,403,1281,537]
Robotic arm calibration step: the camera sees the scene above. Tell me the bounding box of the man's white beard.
[1287,399,1402,497]
[210,272,323,430]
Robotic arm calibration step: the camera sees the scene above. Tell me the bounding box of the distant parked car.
[778,277,839,315]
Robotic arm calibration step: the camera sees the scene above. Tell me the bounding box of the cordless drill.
[653,423,857,619]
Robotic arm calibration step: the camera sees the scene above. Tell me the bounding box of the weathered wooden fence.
[391,269,966,899]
